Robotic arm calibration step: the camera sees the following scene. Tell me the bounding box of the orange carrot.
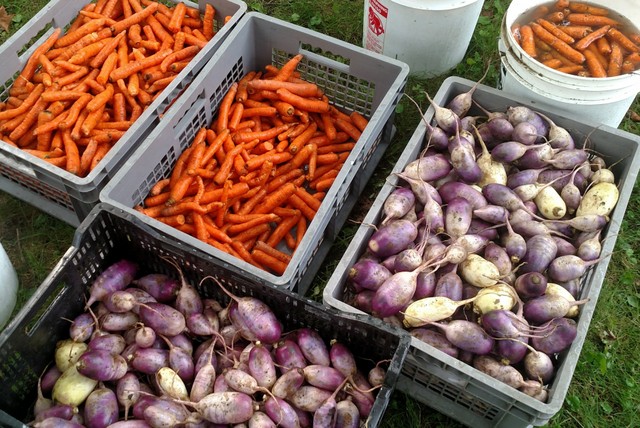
[273,54,303,82]
[251,249,287,275]
[567,2,609,16]
[0,84,45,121]
[607,28,640,54]
[168,2,187,34]
[558,25,592,39]
[110,2,159,34]
[265,210,301,248]
[216,83,238,133]
[275,88,330,113]
[202,4,215,40]
[583,49,607,77]
[253,182,297,215]
[334,117,362,141]
[61,130,81,174]
[109,49,172,81]
[566,13,620,28]
[15,29,62,87]
[349,111,369,132]
[573,25,610,51]
[287,193,316,221]
[536,19,575,45]
[607,41,623,77]
[530,22,585,64]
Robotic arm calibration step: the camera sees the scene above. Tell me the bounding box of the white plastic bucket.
[499,0,640,128]
[0,243,18,330]
[363,0,484,77]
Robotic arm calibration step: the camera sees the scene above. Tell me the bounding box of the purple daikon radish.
[176,392,255,424]
[303,365,346,391]
[40,365,62,393]
[76,349,128,381]
[547,254,603,283]
[167,332,193,355]
[506,167,549,189]
[447,69,489,117]
[448,136,483,184]
[158,334,195,383]
[560,167,583,215]
[274,338,307,372]
[32,418,85,428]
[524,351,555,384]
[223,368,276,402]
[501,217,527,263]
[87,333,127,354]
[424,90,461,135]
[334,399,360,428]
[211,278,282,344]
[84,386,119,428]
[69,312,94,342]
[34,377,53,416]
[576,230,602,261]
[520,234,558,274]
[288,386,333,413]
[509,219,552,239]
[130,348,170,374]
[271,368,305,399]
[248,411,277,428]
[497,338,529,365]
[531,317,577,354]
[382,187,416,225]
[473,355,526,389]
[371,262,432,318]
[514,272,547,299]
[132,273,180,302]
[117,372,140,420]
[535,111,575,150]
[434,271,463,301]
[125,288,156,314]
[368,219,419,259]
[401,153,452,182]
[473,204,509,224]
[516,145,555,169]
[444,197,473,238]
[455,234,490,255]
[491,141,548,164]
[553,236,577,256]
[430,320,495,355]
[545,149,589,170]
[264,396,300,428]
[99,310,139,332]
[296,327,330,366]
[161,257,204,317]
[348,258,391,291]
[34,404,75,423]
[468,218,499,240]
[86,260,138,308]
[460,115,480,132]
[187,312,218,336]
[486,117,515,141]
[410,328,459,358]
[423,121,450,151]
[395,171,443,205]
[484,242,512,276]
[352,291,375,313]
[312,377,351,428]
[550,214,608,233]
[523,294,588,324]
[482,183,543,220]
[103,290,136,313]
[138,302,185,336]
[394,246,425,272]
[413,269,437,300]
[538,168,586,192]
[506,105,538,126]
[512,121,539,145]
[438,181,488,210]
[248,342,277,389]
[329,341,358,377]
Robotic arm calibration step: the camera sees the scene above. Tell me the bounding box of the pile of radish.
[32,259,388,427]
[345,84,621,402]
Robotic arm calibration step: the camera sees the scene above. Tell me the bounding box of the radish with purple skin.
[371,261,434,318]
[312,377,351,428]
[519,234,558,274]
[514,272,547,299]
[138,302,186,337]
[69,312,94,342]
[427,319,495,355]
[264,396,300,428]
[547,254,604,283]
[424,90,461,135]
[271,367,305,399]
[448,132,483,184]
[410,328,459,358]
[439,181,488,210]
[33,404,75,423]
[84,386,119,428]
[116,372,140,420]
[524,350,555,384]
[247,342,277,389]
[511,121,539,146]
[531,317,578,354]
[367,219,419,259]
[473,355,526,390]
[75,349,128,382]
[348,258,391,291]
[447,66,489,117]
[295,327,330,366]
[86,260,138,308]
[273,338,307,372]
[434,271,464,301]
[99,311,140,332]
[173,392,256,424]
[329,341,358,378]
[401,153,452,183]
[382,187,416,225]
[444,197,473,239]
[523,293,589,325]
[535,111,575,150]
[132,273,180,303]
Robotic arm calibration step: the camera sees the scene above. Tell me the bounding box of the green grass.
[1,0,640,427]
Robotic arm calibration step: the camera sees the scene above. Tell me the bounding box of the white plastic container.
[499,0,640,128]
[0,243,18,330]
[363,0,484,77]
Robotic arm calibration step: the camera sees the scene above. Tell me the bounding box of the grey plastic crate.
[0,204,410,427]
[323,76,640,427]
[100,12,409,294]
[0,0,246,227]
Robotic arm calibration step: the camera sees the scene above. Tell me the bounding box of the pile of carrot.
[0,0,227,177]
[511,0,640,78]
[135,54,369,276]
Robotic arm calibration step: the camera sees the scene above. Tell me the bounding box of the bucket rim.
[389,0,483,12]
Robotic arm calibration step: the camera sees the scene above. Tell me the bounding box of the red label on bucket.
[365,0,387,53]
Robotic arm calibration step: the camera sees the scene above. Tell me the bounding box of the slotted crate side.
[0,0,247,226]
[101,12,409,293]
[0,204,410,427]
[323,77,640,427]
